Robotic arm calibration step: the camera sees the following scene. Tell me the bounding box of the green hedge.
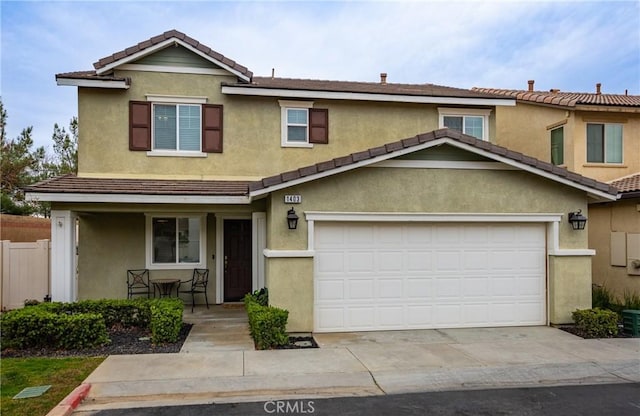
[1,298,184,350]
[0,308,109,349]
[572,308,619,338]
[244,290,289,350]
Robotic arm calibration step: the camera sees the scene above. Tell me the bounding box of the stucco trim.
[263,249,315,258]
[119,64,230,76]
[221,86,515,106]
[548,249,596,256]
[372,160,517,170]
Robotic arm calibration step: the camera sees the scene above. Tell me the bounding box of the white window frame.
[146,95,208,157]
[438,107,491,141]
[145,213,207,270]
[586,122,623,164]
[279,100,314,148]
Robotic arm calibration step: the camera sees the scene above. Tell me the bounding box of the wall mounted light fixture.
[287,207,299,230]
[568,209,587,230]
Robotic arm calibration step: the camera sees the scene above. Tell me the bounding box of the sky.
[1,0,639,152]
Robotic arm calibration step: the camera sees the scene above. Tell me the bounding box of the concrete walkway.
[73,307,640,414]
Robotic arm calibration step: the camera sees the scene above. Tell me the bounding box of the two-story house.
[26,30,617,333]
[474,84,640,299]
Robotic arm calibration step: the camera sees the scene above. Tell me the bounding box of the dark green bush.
[149,298,183,344]
[0,307,108,349]
[572,308,619,338]
[244,292,288,350]
[1,298,183,350]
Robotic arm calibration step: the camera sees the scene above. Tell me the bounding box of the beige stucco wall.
[76,212,217,302]
[266,258,314,332]
[265,166,592,331]
[494,103,640,183]
[548,256,592,323]
[77,70,499,180]
[589,199,640,298]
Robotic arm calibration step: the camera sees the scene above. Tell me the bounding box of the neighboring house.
[26,30,617,333]
[589,173,640,297]
[473,84,640,299]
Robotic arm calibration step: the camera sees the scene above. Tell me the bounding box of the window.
[550,127,564,165]
[153,104,201,151]
[438,108,491,140]
[279,100,329,147]
[586,123,623,163]
[129,99,223,154]
[146,214,206,269]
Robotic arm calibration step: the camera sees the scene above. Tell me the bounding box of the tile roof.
[609,172,640,194]
[55,70,128,82]
[250,128,619,196]
[227,77,503,99]
[90,29,252,79]
[26,175,251,196]
[472,88,640,108]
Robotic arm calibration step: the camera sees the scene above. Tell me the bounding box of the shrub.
[1,298,183,350]
[592,284,616,310]
[622,290,640,311]
[244,292,288,350]
[572,308,619,338]
[0,307,108,349]
[149,298,183,344]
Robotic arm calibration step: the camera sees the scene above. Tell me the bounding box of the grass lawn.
[1,356,105,416]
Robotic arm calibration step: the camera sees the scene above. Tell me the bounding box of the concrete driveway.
[73,310,640,414]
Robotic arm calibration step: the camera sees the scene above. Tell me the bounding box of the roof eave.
[25,192,250,205]
[221,85,515,106]
[56,77,130,89]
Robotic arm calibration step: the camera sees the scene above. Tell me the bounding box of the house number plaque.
[284,195,302,204]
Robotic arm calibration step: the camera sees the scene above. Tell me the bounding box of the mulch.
[557,324,632,339]
[1,323,193,358]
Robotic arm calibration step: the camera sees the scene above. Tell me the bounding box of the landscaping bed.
[557,324,632,339]
[1,323,192,358]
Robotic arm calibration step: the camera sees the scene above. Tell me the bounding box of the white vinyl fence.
[0,240,50,310]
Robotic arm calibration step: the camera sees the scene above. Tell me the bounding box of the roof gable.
[250,128,618,201]
[92,29,252,81]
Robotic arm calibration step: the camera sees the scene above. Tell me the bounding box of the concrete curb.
[46,383,91,416]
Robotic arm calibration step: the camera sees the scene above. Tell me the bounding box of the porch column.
[50,210,77,302]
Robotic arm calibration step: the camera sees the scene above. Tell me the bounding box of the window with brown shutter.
[129,101,151,151]
[202,104,223,153]
[309,108,329,144]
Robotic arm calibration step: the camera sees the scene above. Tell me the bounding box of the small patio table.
[150,278,181,298]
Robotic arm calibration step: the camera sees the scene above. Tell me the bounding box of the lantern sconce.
[287,207,299,230]
[568,209,587,230]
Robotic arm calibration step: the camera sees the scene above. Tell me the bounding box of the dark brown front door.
[224,219,252,302]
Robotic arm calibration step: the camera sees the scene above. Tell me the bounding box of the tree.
[47,117,78,176]
[0,101,47,215]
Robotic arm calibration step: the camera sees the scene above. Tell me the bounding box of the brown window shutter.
[129,101,151,151]
[309,108,328,144]
[202,104,223,153]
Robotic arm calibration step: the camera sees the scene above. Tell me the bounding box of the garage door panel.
[315,222,546,332]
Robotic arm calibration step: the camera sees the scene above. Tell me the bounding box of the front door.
[223,219,252,302]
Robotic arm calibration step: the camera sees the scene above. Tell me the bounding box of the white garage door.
[314,222,546,332]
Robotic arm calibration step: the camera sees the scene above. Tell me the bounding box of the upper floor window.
[129,97,223,155]
[550,126,564,165]
[438,108,491,140]
[145,214,206,270]
[586,123,622,164]
[154,104,201,151]
[279,100,329,147]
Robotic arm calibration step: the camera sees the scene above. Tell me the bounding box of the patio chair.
[127,269,150,299]
[178,268,210,312]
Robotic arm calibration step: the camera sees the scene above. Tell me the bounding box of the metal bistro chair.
[178,268,210,312]
[127,269,150,299]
